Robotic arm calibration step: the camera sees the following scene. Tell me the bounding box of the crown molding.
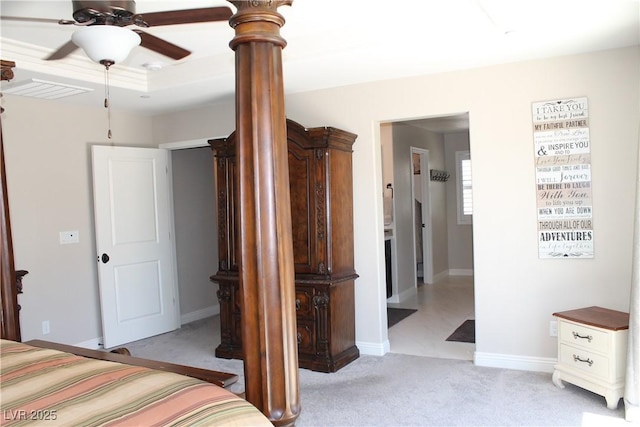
[0,38,148,91]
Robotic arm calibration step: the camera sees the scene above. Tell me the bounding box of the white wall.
[3,47,638,369]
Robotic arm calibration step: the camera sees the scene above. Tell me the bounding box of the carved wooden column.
[228,2,300,426]
[1,59,21,341]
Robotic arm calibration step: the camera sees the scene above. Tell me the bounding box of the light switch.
[60,230,79,244]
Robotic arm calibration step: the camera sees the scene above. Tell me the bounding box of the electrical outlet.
[42,320,50,335]
[549,320,557,337]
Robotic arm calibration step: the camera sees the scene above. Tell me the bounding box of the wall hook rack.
[430,169,450,182]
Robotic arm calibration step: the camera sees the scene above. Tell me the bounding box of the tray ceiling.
[1,0,638,115]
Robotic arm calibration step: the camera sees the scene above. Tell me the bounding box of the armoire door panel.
[225,158,239,271]
[212,141,239,272]
[288,149,314,271]
[328,150,356,276]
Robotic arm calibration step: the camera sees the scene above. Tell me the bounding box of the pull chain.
[102,60,114,140]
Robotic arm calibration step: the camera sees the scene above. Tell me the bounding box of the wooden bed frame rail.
[25,340,239,389]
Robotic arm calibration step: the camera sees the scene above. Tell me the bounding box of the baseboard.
[397,287,418,304]
[387,287,417,304]
[474,351,556,373]
[448,269,474,276]
[75,307,219,349]
[74,337,103,350]
[432,270,449,283]
[386,294,400,304]
[181,305,219,325]
[357,339,389,356]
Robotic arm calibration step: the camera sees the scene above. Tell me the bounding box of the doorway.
[159,139,222,327]
[383,114,475,360]
[411,147,433,285]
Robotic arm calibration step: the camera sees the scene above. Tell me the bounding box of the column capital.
[228,1,292,50]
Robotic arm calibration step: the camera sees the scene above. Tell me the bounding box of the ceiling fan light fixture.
[71,25,141,64]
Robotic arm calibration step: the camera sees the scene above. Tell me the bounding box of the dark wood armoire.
[209,118,359,373]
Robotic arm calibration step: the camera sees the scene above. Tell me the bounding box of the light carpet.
[121,316,626,426]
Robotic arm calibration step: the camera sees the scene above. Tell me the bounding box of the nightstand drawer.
[559,343,609,379]
[559,320,608,353]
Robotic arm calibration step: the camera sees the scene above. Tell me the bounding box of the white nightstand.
[552,306,629,409]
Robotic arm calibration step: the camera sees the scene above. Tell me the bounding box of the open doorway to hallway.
[381,113,475,360]
[388,275,475,360]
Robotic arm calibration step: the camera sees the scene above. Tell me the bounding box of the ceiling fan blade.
[134,30,191,60]
[45,40,79,61]
[0,16,64,24]
[136,7,233,27]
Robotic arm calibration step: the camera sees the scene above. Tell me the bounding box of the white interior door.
[411,147,433,285]
[419,151,433,284]
[92,145,179,349]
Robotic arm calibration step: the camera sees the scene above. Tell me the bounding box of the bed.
[1,1,300,426]
[0,339,271,426]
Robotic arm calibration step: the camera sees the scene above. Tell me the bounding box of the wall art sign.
[532,97,593,258]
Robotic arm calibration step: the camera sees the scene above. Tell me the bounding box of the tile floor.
[387,274,475,361]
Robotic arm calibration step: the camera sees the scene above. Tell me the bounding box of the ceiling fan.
[2,1,234,140]
[1,0,234,63]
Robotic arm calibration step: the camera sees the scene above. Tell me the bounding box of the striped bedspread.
[0,340,271,426]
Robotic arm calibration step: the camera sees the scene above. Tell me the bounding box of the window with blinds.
[456,151,472,224]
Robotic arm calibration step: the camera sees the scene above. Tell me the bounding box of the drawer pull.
[295,299,301,311]
[572,354,594,366]
[572,331,593,342]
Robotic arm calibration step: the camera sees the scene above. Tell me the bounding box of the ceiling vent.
[1,78,93,100]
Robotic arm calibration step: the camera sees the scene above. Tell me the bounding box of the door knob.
[101,253,110,264]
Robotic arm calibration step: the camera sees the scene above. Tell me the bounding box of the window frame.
[456,150,472,225]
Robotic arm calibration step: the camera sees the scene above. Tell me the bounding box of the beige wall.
[391,122,448,295]
[3,46,638,369]
[152,46,639,362]
[3,96,155,345]
[380,123,393,197]
[170,147,218,319]
[445,131,473,272]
